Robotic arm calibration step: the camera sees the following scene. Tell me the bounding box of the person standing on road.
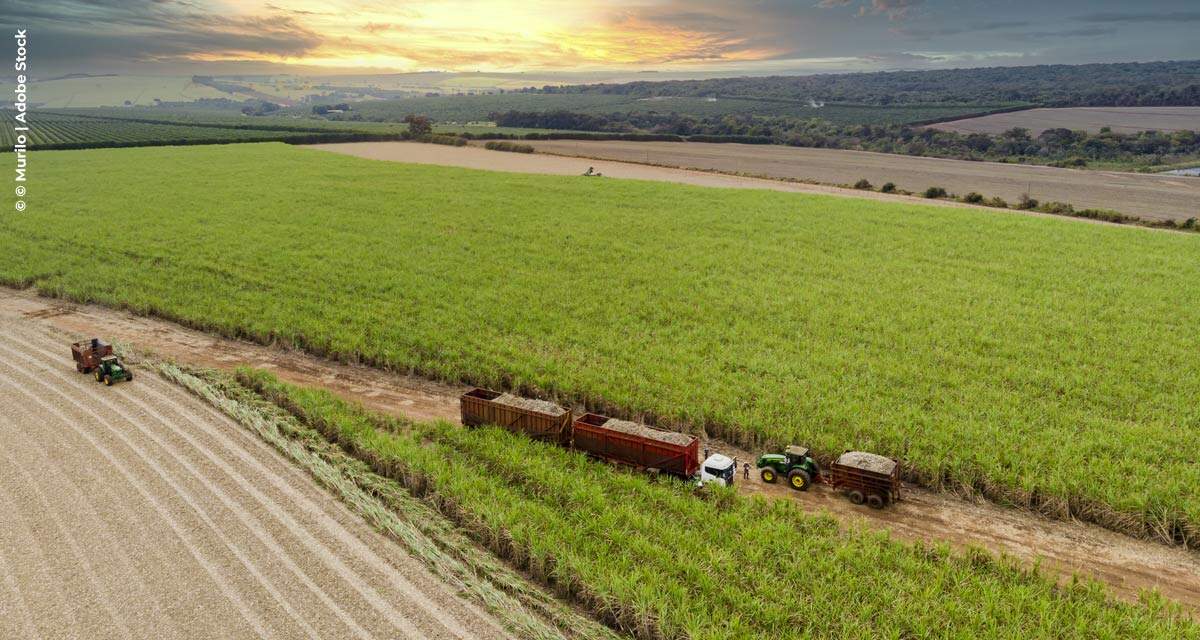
[743,463,750,480]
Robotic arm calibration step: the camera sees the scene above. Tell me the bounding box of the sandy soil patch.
[6,286,1199,614]
[0,313,513,640]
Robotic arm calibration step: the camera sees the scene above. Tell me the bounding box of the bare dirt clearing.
[521,140,1200,223]
[929,107,1200,135]
[0,312,513,640]
[5,286,1199,613]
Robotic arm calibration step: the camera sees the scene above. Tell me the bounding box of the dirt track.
[5,286,1200,613]
[929,106,1200,135]
[0,312,513,640]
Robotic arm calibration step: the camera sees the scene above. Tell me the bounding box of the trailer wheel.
[788,469,812,491]
[848,490,865,505]
[760,468,777,483]
[126,372,133,382]
[866,494,885,509]
[104,375,112,386]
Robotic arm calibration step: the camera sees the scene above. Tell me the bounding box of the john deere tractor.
[93,355,133,386]
[757,445,821,491]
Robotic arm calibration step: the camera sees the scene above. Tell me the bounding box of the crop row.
[5,143,1198,551]
[0,111,407,149]
[234,368,1196,639]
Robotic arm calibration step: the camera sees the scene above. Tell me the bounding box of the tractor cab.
[756,445,821,491]
[94,355,133,386]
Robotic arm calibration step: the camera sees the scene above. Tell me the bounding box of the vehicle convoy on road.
[828,451,902,509]
[461,386,707,478]
[71,337,133,385]
[461,388,897,502]
[757,445,822,491]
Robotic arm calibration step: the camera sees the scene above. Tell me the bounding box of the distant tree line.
[540,60,1200,107]
[491,109,1200,166]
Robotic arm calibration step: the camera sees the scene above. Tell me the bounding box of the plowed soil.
[5,286,1200,614]
[0,311,513,640]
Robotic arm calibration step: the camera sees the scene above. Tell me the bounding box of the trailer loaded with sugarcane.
[460,387,715,481]
[460,387,900,505]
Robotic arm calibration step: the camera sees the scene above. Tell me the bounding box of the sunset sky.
[4,0,1199,76]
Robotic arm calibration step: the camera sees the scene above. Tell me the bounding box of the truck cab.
[698,453,735,487]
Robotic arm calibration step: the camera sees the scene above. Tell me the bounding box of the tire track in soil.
[0,326,511,638]
[125,368,506,640]
[0,413,158,638]
[0,345,279,640]
[0,407,199,640]
[0,319,516,638]
[11,322,501,640]
[5,285,1200,614]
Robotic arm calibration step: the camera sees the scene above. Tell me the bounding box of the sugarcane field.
[5,5,1200,639]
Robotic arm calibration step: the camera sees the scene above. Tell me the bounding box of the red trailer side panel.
[572,413,699,477]
[459,388,572,445]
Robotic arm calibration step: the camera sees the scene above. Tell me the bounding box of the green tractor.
[756,445,821,491]
[93,355,133,386]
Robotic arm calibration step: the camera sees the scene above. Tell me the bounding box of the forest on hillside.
[545,60,1200,107]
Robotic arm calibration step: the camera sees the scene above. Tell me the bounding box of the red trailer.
[571,413,699,478]
[71,338,113,373]
[828,451,902,509]
[459,387,572,445]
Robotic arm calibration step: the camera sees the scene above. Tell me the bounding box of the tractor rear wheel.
[788,469,812,491]
[104,375,112,386]
[867,494,885,509]
[95,370,103,382]
[760,468,777,483]
[848,490,865,505]
[126,372,133,382]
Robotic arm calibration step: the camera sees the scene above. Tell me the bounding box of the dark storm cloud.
[0,0,322,71]
[894,20,1031,40]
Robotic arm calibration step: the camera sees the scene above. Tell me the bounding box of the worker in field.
[743,462,750,480]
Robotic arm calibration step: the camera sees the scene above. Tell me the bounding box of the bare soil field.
[311,140,1200,224]
[929,107,1200,135]
[522,140,1200,223]
[6,286,1199,613]
[0,313,514,640]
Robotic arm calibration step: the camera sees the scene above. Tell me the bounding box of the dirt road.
[5,286,1200,613]
[520,140,1200,223]
[928,106,1200,135]
[307,141,1033,217]
[0,312,513,640]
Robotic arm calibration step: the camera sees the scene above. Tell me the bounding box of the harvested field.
[6,286,1200,612]
[929,107,1200,135]
[515,140,1200,223]
[0,314,514,640]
